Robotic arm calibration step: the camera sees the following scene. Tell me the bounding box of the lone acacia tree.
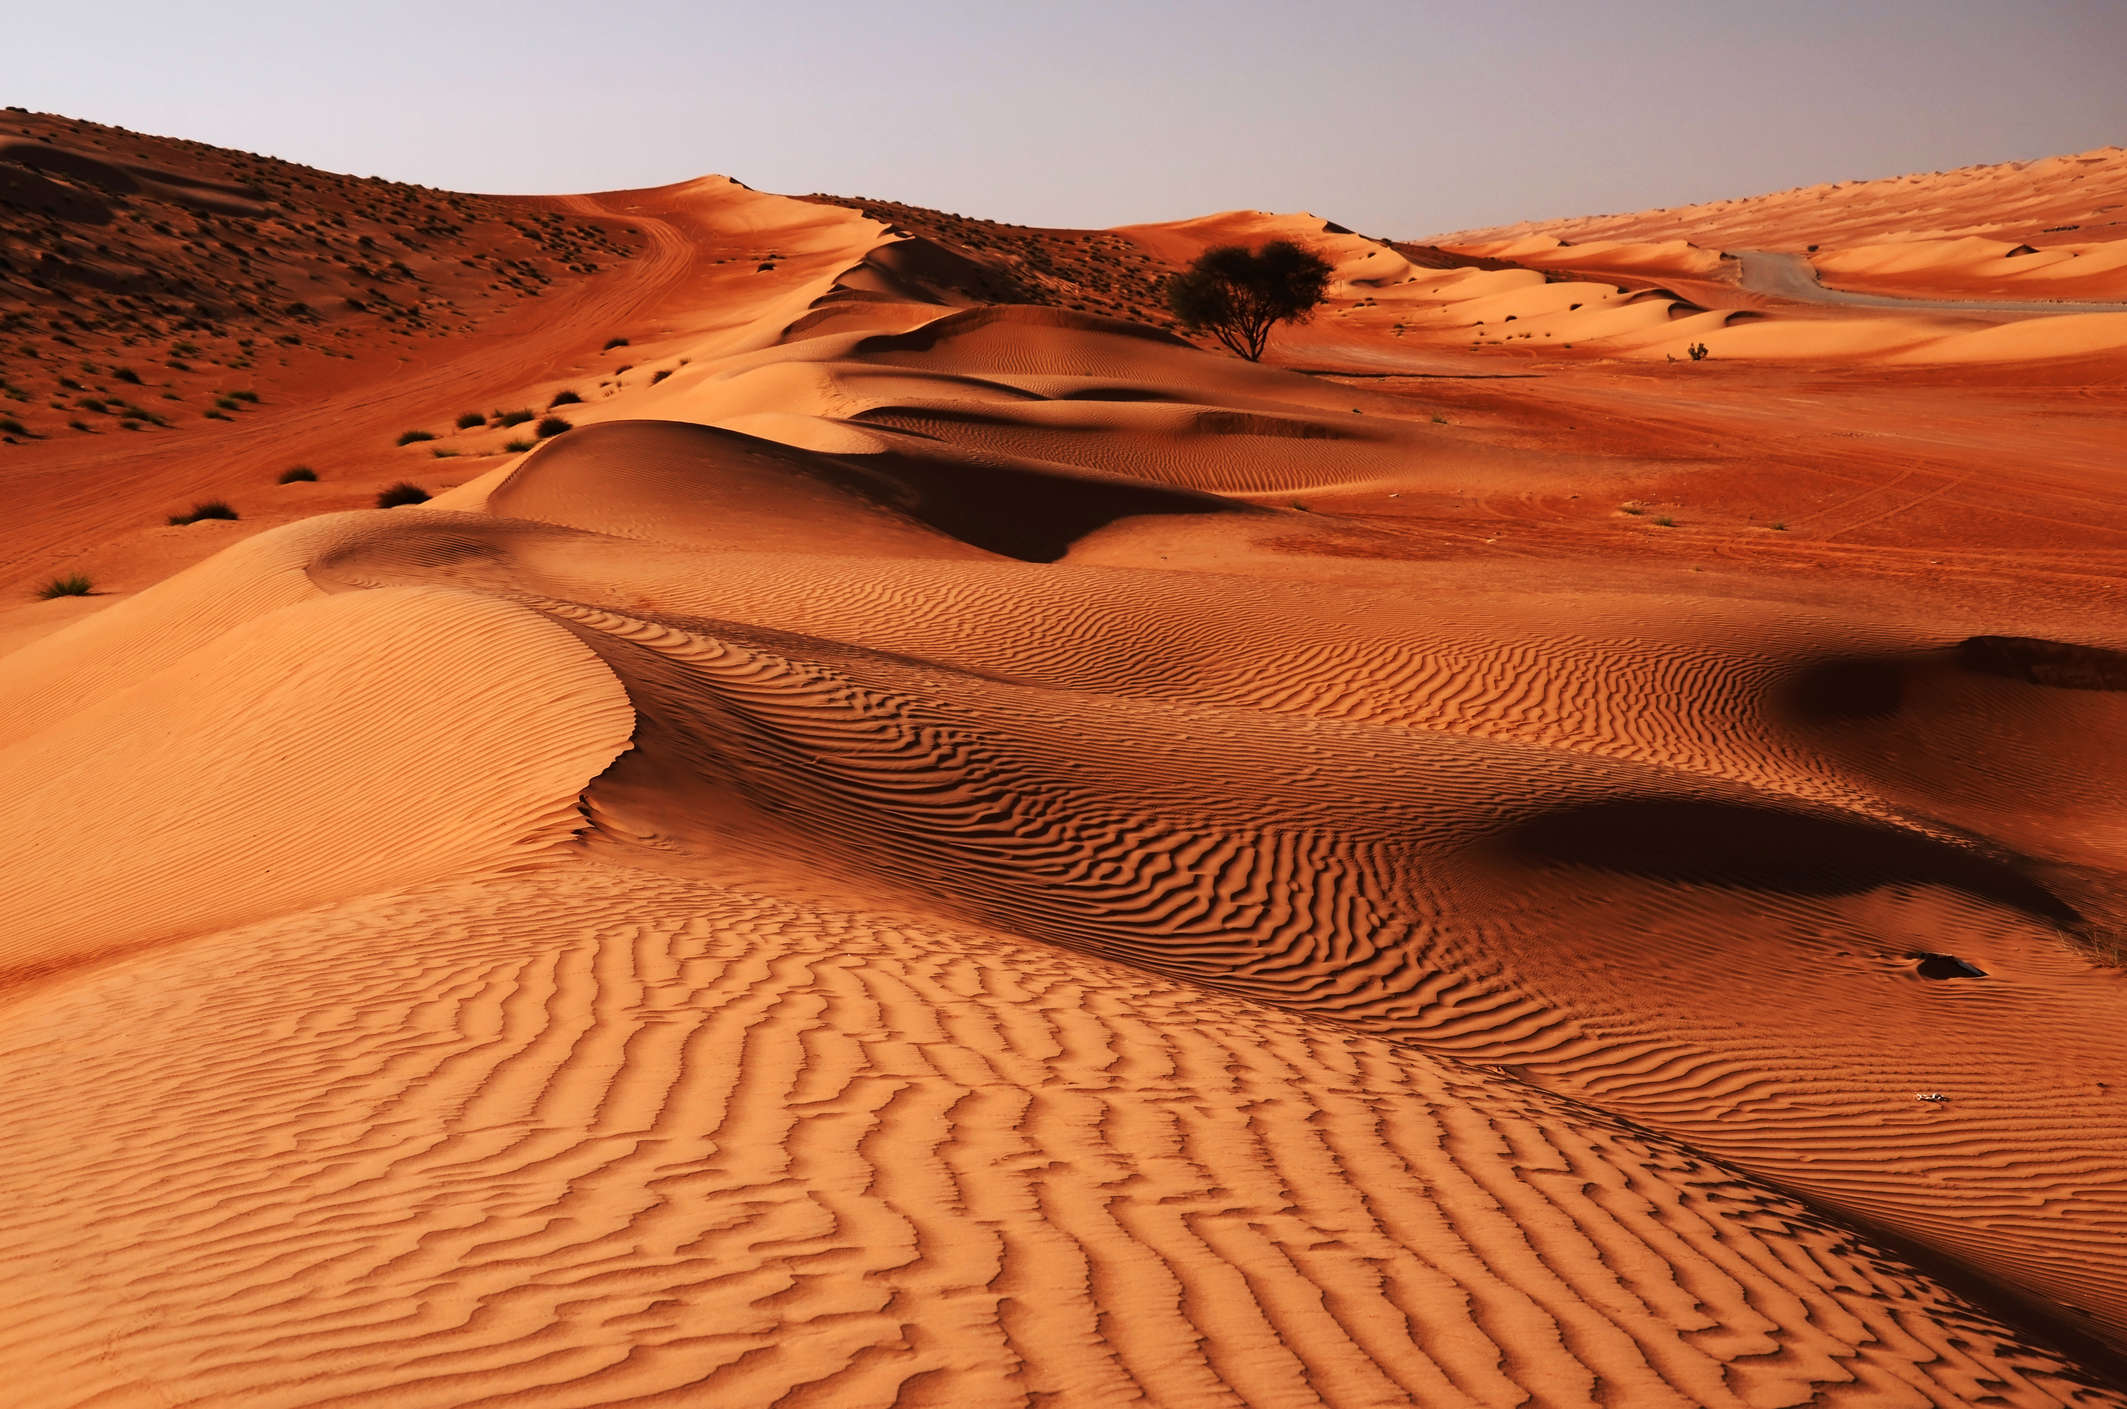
[1165,240,1335,361]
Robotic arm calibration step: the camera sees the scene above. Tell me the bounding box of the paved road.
[1733,250,2127,316]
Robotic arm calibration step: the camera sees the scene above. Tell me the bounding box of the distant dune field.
[4,113,2127,1406]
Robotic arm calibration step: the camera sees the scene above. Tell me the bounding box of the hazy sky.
[16,1,2126,235]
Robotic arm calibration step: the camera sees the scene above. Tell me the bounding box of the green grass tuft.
[169,500,239,525]
[37,573,92,599]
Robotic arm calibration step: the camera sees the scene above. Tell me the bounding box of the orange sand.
[4,113,2127,1407]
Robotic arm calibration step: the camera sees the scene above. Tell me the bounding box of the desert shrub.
[650,368,672,385]
[37,573,92,599]
[602,336,628,350]
[455,410,485,429]
[431,447,459,458]
[169,500,239,525]
[1687,342,1710,361]
[495,408,534,427]
[504,438,533,452]
[112,366,142,385]
[279,465,318,483]
[1166,241,1333,361]
[396,428,436,445]
[376,481,430,507]
[535,415,571,439]
[0,416,27,436]
[231,389,260,403]
[548,389,581,407]
[1653,515,1677,527]
[214,395,241,411]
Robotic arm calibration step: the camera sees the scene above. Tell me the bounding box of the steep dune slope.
[4,118,2127,1408]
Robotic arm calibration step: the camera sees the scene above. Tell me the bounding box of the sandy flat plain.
[3,112,2127,1406]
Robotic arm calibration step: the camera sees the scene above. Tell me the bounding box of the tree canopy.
[1164,240,1335,361]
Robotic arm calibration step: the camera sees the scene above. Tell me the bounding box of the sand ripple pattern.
[0,870,2117,1408]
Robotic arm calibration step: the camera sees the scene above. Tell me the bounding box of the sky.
[14,0,2127,236]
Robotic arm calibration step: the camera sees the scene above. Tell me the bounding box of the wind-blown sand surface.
[4,114,2127,1406]
[1446,146,2127,308]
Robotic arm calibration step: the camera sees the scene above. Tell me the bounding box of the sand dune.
[1445,146,2127,316]
[1445,146,2127,254]
[4,113,2127,1406]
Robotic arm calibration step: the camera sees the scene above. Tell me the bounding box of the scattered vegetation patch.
[396,428,436,445]
[169,500,239,525]
[376,481,430,507]
[495,408,534,427]
[504,438,533,453]
[602,336,629,350]
[431,447,460,458]
[548,389,581,407]
[455,410,485,430]
[37,573,93,599]
[650,368,672,385]
[279,465,318,483]
[535,415,572,439]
